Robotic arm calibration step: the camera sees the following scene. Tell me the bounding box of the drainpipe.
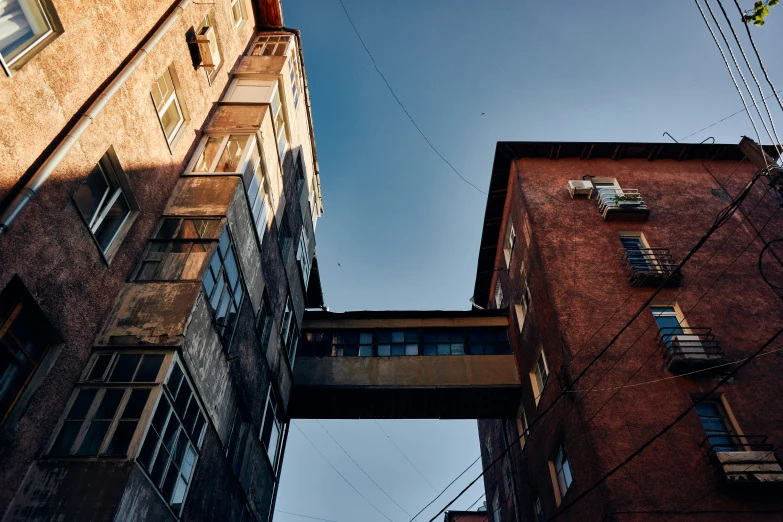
[0,0,191,237]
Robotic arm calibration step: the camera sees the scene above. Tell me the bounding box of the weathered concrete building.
[475,141,783,521]
[0,0,322,520]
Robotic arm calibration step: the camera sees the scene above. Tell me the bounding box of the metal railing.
[617,247,681,287]
[655,327,726,372]
[699,433,783,485]
[597,187,648,214]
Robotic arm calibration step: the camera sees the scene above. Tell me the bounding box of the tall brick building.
[0,0,322,520]
[475,141,783,521]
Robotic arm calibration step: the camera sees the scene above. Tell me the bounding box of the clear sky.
[274,1,782,521]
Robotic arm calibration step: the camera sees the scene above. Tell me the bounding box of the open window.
[151,65,189,150]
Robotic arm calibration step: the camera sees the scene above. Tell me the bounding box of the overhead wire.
[373,420,439,493]
[679,89,783,141]
[292,422,397,522]
[316,420,413,518]
[407,454,482,522]
[275,510,343,522]
[336,0,486,195]
[548,328,783,520]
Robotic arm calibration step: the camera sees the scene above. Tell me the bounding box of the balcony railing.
[700,433,783,489]
[617,247,681,288]
[655,327,726,373]
[596,188,650,221]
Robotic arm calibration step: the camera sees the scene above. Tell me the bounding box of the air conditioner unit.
[195,26,221,71]
[567,180,593,198]
[716,451,783,483]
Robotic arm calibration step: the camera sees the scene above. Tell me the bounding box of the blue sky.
[275,1,782,521]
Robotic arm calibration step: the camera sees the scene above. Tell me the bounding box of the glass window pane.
[151,445,170,486]
[181,444,197,480]
[135,355,164,382]
[162,463,179,502]
[94,192,131,252]
[423,344,436,356]
[122,389,151,419]
[151,398,171,434]
[391,331,404,343]
[77,420,110,455]
[193,137,222,172]
[67,389,98,419]
[175,380,192,416]
[50,421,81,456]
[171,476,187,511]
[138,429,159,469]
[0,0,52,61]
[87,354,113,381]
[109,354,142,382]
[105,420,138,456]
[405,344,418,356]
[166,364,184,398]
[73,166,109,225]
[451,343,465,355]
[94,389,124,419]
[215,135,250,173]
[156,219,181,239]
[160,97,183,139]
[377,345,390,357]
[359,333,373,344]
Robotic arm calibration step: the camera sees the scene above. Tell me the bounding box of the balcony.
[597,188,650,221]
[655,327,727,373]
[617,247,681,287]
[701,434,783,490]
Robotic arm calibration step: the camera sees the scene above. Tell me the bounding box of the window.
[651,305,686,349]
[422,329,463,356]
[188,134,272,246]
[486,434,493,460]
[0,0,61,74]
[260,388,284,472]
[332,332,372,357]
[226,407,249,476]
[504,458,513,496]
[73,149,138,260]
[280,297,298,365]
[203,227,244,350]
[494,280,503,309]
[230,0,246,29]
[277,215,292,258]
[297,228,311,289]
[492,490,501,522]
[515,279,532,331]
[694,399,739,452]
[252,34,291,56]
[197,14,222,84]
[137,360,207,516]
[530,350,549,406]
[618,232,654,271]
[504,223,516,267]
[516,408,529,449]
[553,443,573,497]
[0,279,57,427]
[378,330,418,356]
[592,178,620,199]
[288,51,302,109]
[151,66,187,147]
[136,218,222,281]
[523,216,532,247]
[48,352,166,457]
[533,497,545,522]
[271,86,288,159]
[257,290,273,347]
[468,328,511,355]
[292,152,305,198]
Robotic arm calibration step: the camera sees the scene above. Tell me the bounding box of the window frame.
[693,395,746,452]
[260,386,285,475]
[151,65,189,151]
[202,226,246,352]
[0,0,63,76]
[135,218,223,282]
[279,296,298,367]
[515,279,532,332]
[516,408,529,449]
[494,280,504,309]
[530,349,549,406]
[503,223,516,267]
[229,0,247,31]
[296,227,311,290]
[551,442,573,503]
[72,147,139,263]
[197,13,223,86]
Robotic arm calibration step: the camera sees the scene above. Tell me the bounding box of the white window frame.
[503,223,516,267]
[494,280,504,309]
[0,0,62,75]
[530,349,549,406]
[151,66,188,149]
[252,34,292,57]
[230,0,247,29]
[260,387,284,474]
[550,442,573,504]
[198,14,222,85]
[297,228,311,289]
[523,216,532,247]
[515,279,532,332]
[516,408,529,449]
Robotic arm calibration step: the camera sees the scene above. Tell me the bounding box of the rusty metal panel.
[181,292,237,445]
[164,177,240,217]
[226,183,265,314]
[96,283,201,346]
[235,55,286,76]
[206,105,269,133]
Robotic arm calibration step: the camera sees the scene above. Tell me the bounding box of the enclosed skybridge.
[290,310,522,419]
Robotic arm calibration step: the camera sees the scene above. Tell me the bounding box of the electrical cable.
[733,0,783,117]
[275,510,342,522]
[407,454,482,522]
[292,422,397,522]
[373,420,439,493]
[547,327,783,520]
[759,239,783,290]
[679,90,783,141]
[336,0,486,195]
[315,420,413,518]
[694,0,764,144]
[424,171,765,522]
[714,0,783,153]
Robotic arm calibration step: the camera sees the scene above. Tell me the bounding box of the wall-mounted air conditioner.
[195,26,220,70]
[568,180,593,198]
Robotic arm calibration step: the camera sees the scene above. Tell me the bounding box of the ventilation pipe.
[0,0,191,236]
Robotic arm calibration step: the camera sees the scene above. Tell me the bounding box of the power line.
[316,420,413,518]
[373,420,439,492]
[424,170,767,522]
[548,328,783,520]
[275,510,342,522]
[408,454,482,522]
[336,0,486,195]
[679,90,783,141]
[292,422,397,522]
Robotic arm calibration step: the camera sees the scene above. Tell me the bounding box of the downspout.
[0,0,192,237]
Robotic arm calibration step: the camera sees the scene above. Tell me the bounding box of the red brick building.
[474,141,783,521]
